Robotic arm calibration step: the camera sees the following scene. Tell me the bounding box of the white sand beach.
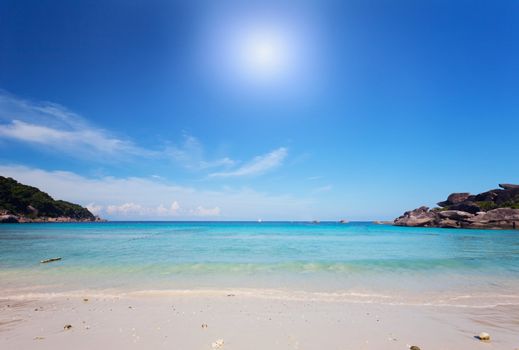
[1,289,518,350]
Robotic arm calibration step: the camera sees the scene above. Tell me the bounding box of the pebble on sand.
[64,324,72,330]
[212,339,224,349]
[410,346,421,350]
[201,323,208,329]
[477,332,491,341]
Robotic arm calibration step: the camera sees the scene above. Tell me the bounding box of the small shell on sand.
[64,324,72,330]
[478,332,490,341]
[212,339,224,349]
[410,346,421,350]
[201,323,208,329]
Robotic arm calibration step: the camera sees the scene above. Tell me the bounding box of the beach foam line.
[3,288,519,308]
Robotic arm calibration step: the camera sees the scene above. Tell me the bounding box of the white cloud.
[106,202,143,215]
[191,205,221,216]
[210,147,287,177]
[0,92,285,178]
[0,92,149,160]
[0,120,143,157]
[86,203,104,216]
[166,133,235,170]
[0,164,312,220]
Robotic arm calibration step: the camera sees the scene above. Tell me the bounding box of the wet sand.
[1,290,518,350]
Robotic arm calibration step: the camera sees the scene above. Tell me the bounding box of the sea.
[1,221,519,307]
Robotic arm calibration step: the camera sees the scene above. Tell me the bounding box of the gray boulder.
[438,210,474,220]
[437,218,460,228]
[481,208,519,221]
[437,192,471,207]
[447,201,481,214]
[394,206,436,227]
[499,184,519,190]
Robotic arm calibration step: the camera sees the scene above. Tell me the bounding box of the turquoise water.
[1,222,519,305]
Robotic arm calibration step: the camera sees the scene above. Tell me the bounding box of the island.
[394,183,519,229]
[0,176,103,223]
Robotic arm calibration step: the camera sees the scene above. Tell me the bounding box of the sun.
[225,25,294,85]
[199,11,322,95]
[241,33,286,76]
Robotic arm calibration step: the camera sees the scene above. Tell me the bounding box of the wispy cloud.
[0,120,145,156]
[210,147,288,177]
[0,164,312,220]
[166,133,235,170]
[0,92,149,159]
[312,184,333,193]
[0,92,286,178]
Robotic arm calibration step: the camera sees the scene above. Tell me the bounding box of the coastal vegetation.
[0,176,97,223]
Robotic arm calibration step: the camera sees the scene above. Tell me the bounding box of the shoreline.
[3,287,519,309]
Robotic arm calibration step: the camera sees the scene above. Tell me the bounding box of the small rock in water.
[410,346,421,350]
[212,339,224,349]
[64,324,72,330]
[477,332,490,341]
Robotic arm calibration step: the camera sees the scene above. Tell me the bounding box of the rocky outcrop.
[0,214,19,223]
[437,192,471,207]
[394,184,519,230]
[499,184,519,190]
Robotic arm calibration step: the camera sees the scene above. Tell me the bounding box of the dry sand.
[1,289,518,350]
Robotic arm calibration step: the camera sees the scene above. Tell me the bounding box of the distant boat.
[339,219,349,224]
[312,220,320,224]
[257,219,262,223]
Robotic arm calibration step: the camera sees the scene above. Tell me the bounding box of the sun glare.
[199,9,324,97]
[241,32,287,78]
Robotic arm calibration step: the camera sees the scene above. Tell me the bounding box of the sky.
[0,0,518,221]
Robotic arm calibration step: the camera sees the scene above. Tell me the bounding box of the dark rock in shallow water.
[395,183,519,230]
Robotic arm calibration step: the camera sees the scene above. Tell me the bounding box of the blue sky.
[1,0,518,220]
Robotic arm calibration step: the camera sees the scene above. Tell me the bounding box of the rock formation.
[394,184,519,229]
